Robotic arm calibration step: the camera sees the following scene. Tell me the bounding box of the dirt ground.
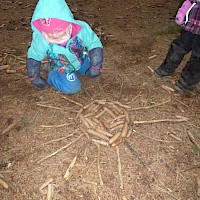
[1,0,200,199]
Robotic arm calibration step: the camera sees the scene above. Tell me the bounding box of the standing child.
[26,0,103,94]
[154,0,200,92]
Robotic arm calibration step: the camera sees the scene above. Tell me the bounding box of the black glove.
[88,47,103,78]
[26,58,47,88]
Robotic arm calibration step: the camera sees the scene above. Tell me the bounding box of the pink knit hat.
[33,18,71,34]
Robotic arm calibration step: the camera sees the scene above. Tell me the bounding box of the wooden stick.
[109,103,123,114]
[95,143,104,186]
[109,132,122,144]
[187,132,200,150]
[36,103,63,110]
[39,178,54,191]
[44,133,75,145]
[111,115,126,123]
[79,114,90,129]
[124,110,130,124]
[104,107,116,118]
[110,120,125,129]
[0,65,9,70]
[116,146,123,189]
[113,101,131,109]
[47,184,53,200]
[62,96,83,107]
[117,74,124,101]
[0,178,8,189]
[133,116,188,125]
[91,139,109,146]
[2,120,18,135]
[64,155,78,180]
[76,108,84,119]
[124,140,149,169]
[111,137,125,147]
[37,134,83,164]
[121,122,129,138]
[41,122,73,128]
[95,109,106,118]
[79,127,90,139]
[86,129,109,141]
[148,54,157,60]
[146,66,154,73]
[161,85,175,92]
[95,127,113,137]
[110,124,124,132]
[130,99,171,111]
[99,118,110,131]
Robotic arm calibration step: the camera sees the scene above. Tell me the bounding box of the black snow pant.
[160,29,200,87]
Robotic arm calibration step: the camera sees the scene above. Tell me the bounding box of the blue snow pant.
[47,57,90,94]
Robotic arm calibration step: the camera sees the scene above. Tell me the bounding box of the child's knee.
[47,71,81,94]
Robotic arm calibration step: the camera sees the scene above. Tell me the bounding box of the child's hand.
[30,77,47,88]
[26,58,47,88]
[87,66,102,78]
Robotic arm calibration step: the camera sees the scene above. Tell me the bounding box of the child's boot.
[174,77,197,92]
[154,42,187,78]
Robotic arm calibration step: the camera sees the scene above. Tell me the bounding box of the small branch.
[130,99,171,111]
[62,96,83,107]
[133,116,188,125]
[39,178,54,191]
[44,133,75,145]
[117,75,124,101]
[2,120,18,135]
[187,132,200,150]
[116,146,123,189]
[64,155,78,181]
[41,122,73,128]
[124,140,150,169]
[0,178,8,190]
[36,103,63,110]
[37,134,83,164]
[47,184,53,200]
[95,143,104,186]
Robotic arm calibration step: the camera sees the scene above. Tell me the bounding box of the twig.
[0,170,13,174]
[0,178,8,189]
[39,178,54,191]
[2,120,18,135]
[136,132,173,143]
[36,103,63,110]
[187,132,200,150]
[130,99,170,111]
[161,85,175,92]
[146,66,154,73]
[173,97,188,107]
[153,184,179,200]
[124,140,150,169]
[64,155,78,181]
[64,142,89,181]
[95,143,104,186]
[37,134,83,164]
[116,146,123,189]
[44,133,75,145]
[149,55,157,60]
[41,122,73,128]
[133,116,188,125]
[0,65,10,70]
[47,184,53,200]
[117,75,124,101]
[62,96,83,107]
